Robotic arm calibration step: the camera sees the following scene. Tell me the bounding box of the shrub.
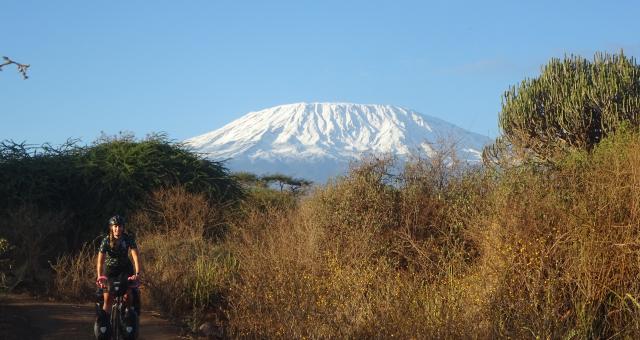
[0,205,68,292]
[131,186,237,331]
[0,238,14,290]
[476,130,640,338]
[226,153,487,337]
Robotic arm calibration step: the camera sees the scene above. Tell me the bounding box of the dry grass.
[50,242,96,300]
[129,186,237,331]
[226,132,640,338]
[225,153,486,338]
[474,130,640,338]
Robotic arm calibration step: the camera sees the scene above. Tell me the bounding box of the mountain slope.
[186,103,491,182]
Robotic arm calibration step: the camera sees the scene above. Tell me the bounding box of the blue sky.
[2,0,639,145]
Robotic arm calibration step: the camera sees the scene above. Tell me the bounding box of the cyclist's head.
[108,215,125,228]
[108,215,125,243]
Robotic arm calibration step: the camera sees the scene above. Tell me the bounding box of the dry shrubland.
[477,131,640,338]
[225,132,640,338]
[48,131,640,338]
[225,152,488,338]
[129,186,236,331]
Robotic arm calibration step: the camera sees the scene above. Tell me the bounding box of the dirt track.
[0,294,185,340]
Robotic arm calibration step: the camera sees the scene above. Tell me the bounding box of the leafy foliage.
[79,133,242,220]
[488,52,640,162]
[232,171,263,187]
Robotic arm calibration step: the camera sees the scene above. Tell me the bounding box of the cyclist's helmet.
[108,215,125,227]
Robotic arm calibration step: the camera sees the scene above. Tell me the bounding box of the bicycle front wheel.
[111,303,120,340]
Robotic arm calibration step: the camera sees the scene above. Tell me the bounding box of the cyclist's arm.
[130,248,141,276]
[96,252,105,278]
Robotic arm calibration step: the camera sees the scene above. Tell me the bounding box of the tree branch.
[0,56,30,79]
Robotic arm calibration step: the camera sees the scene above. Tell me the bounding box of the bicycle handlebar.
[96,275,141,289]
[127,275,141,288]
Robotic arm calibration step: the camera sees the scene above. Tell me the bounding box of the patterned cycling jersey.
[99,233,137,270]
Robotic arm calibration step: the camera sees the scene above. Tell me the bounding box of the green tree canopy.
[0,134,243,250]
[232,171,265,187]
[487,52,640,162]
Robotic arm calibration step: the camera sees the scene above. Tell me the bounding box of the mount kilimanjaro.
[185,103,491,182]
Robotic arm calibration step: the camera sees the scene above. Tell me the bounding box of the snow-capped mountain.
[186,103,491,182]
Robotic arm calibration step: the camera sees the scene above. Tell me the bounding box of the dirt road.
[0,294,184,340]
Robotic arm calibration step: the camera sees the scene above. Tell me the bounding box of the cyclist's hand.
[96,275,107,288]
[127,274,141,289]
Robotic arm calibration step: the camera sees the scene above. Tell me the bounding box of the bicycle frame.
[108,276,138,340]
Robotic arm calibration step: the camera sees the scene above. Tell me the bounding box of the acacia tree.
[261,173,312,193]
[486,52,640,163]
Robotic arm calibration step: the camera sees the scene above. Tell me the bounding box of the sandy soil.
[0,293,185,340]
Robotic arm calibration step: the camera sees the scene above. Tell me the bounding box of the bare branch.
[0,56,30,79]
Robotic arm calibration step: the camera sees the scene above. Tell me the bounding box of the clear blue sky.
[2,0,639,145]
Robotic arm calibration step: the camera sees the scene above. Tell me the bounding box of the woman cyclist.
[96,215,142,316]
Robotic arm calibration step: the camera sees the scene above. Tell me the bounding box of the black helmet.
[108,215,125,227]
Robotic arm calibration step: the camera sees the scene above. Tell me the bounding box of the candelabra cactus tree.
[486,52,640,163]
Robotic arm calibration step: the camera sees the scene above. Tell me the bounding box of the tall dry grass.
[227,132,640,338]
[50,242,96,300]
[226,153,487,338]
[475,130,640,338]
[130,185,237,331]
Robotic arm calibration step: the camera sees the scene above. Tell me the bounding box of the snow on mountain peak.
[186,103,491,182]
